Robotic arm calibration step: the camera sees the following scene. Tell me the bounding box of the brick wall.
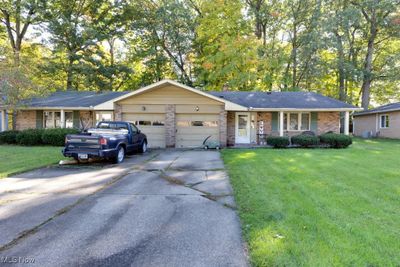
[114,104,122,121]
[165,104,176,148]
[16,110,36,130]
[79,111,95,130]
[318,112,340,134]
[227,111,235,146]
[219,106,227,147]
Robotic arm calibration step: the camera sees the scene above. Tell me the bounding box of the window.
[136,121,152,126]
[96,112,113,123]
[177,121,218,127]
[281,112,310,131]
[380,115,389,128]
[43,111,73,128]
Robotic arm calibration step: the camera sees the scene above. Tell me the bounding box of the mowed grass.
[0,145,64,178]
[222,138,400,266]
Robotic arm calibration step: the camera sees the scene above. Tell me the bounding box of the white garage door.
[122,113,166,148]
[176,114,219,148]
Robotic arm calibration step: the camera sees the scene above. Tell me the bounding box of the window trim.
[380,114,389,129]
[282,112,311,131]
[43,110,73,129]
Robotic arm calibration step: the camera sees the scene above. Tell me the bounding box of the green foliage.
[41,128,80,146]
[16,129,45,146]
[0,130,19,144]
[320,133,352,148]
[12,128,80,146]
[266,136,290,148]
[291,134,320,148]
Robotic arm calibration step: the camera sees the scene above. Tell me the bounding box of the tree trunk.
[292,25,297,90]
[66,55,74,90]
[336,33,346,101]
[361,22,377,109]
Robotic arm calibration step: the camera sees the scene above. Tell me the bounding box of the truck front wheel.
[114,146,125,164]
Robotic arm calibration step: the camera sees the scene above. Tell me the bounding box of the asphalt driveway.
[0,150,248,266]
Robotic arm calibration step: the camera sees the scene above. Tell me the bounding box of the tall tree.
[196,0,258,90]
[351,0,400,109]
[0,0,44,66]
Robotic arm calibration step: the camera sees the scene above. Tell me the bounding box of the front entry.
[235,112,251,143]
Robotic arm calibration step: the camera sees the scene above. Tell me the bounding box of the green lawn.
[222,138,400,267]
[0,145,64,178]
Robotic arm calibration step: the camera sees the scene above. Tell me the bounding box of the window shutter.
[73,111,80,129]
[310,112,318,132]
[271,112,278,131]
[36,111,43,129]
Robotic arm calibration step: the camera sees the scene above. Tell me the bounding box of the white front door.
[235,112,251,143]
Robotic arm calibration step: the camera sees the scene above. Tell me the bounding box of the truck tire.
[114,146,125,164]
[139,141,147,153]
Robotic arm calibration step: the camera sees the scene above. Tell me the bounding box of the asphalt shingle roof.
[208,91,357,109]
[353,102,400,116]
[22,91,130,108]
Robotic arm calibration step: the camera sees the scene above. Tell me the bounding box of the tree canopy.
[0,0,399,108]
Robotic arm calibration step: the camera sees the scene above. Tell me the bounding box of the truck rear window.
[97,122,128,130]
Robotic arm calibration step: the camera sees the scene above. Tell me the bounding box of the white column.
[60,109,65,128]
[279,111,284,137]
[344,111,350,135]
[1,110,6,132]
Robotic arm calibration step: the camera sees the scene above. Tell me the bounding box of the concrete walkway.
[0,150,248,267]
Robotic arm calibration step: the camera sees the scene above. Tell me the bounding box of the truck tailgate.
[65,134,101,152]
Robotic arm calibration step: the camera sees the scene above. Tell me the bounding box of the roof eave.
[353,108,400,116]
[227,107,363,112]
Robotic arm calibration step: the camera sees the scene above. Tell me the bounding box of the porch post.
[344,111,350,135]
[1,110,6,132]
[279,111,284,137]
[60,109,65,128]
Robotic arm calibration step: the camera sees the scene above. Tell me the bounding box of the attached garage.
[114,80,227,148]
[176,114,220,148]
[122,112,166,148]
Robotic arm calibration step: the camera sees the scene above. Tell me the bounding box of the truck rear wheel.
[114,146,125,164]
[139,141,147,153]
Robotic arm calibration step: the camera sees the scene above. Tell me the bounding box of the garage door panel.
[176,114,219,121]
[177,127,218,135]
[122,113,166,148]
[122,113,165,122]
[176,113,220,148]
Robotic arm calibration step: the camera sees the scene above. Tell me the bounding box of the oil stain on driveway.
[0,150,248,267]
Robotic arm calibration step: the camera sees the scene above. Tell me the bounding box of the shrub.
[16,129,45,146]
[0,130,19,144]
[267,136,290,148]
[291,134,320,148]
[41,128,80,146]
[320,133,352,148]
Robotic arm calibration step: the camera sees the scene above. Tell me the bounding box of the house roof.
[208,91,359,111]
[353,102,400,116]
[21,91,129,110]
[16,80,361,112]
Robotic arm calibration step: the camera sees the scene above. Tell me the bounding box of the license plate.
[78,153,88,159]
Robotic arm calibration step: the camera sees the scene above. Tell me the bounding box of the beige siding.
[121,104,165,113]
[353,114,377,137]
[118,85,224,106]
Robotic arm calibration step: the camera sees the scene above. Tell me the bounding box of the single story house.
[2,79,361,147]
[353,102,400,138]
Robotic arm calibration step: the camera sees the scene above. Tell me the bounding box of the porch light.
[142,106,146,111]
[195,106,199,111]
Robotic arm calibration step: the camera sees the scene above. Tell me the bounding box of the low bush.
[320,133,352,148]
[16,129,45,146]
[291,134,320,148]
[267,136,290,148]
[0,130,19,144]
[41,128,80,146]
